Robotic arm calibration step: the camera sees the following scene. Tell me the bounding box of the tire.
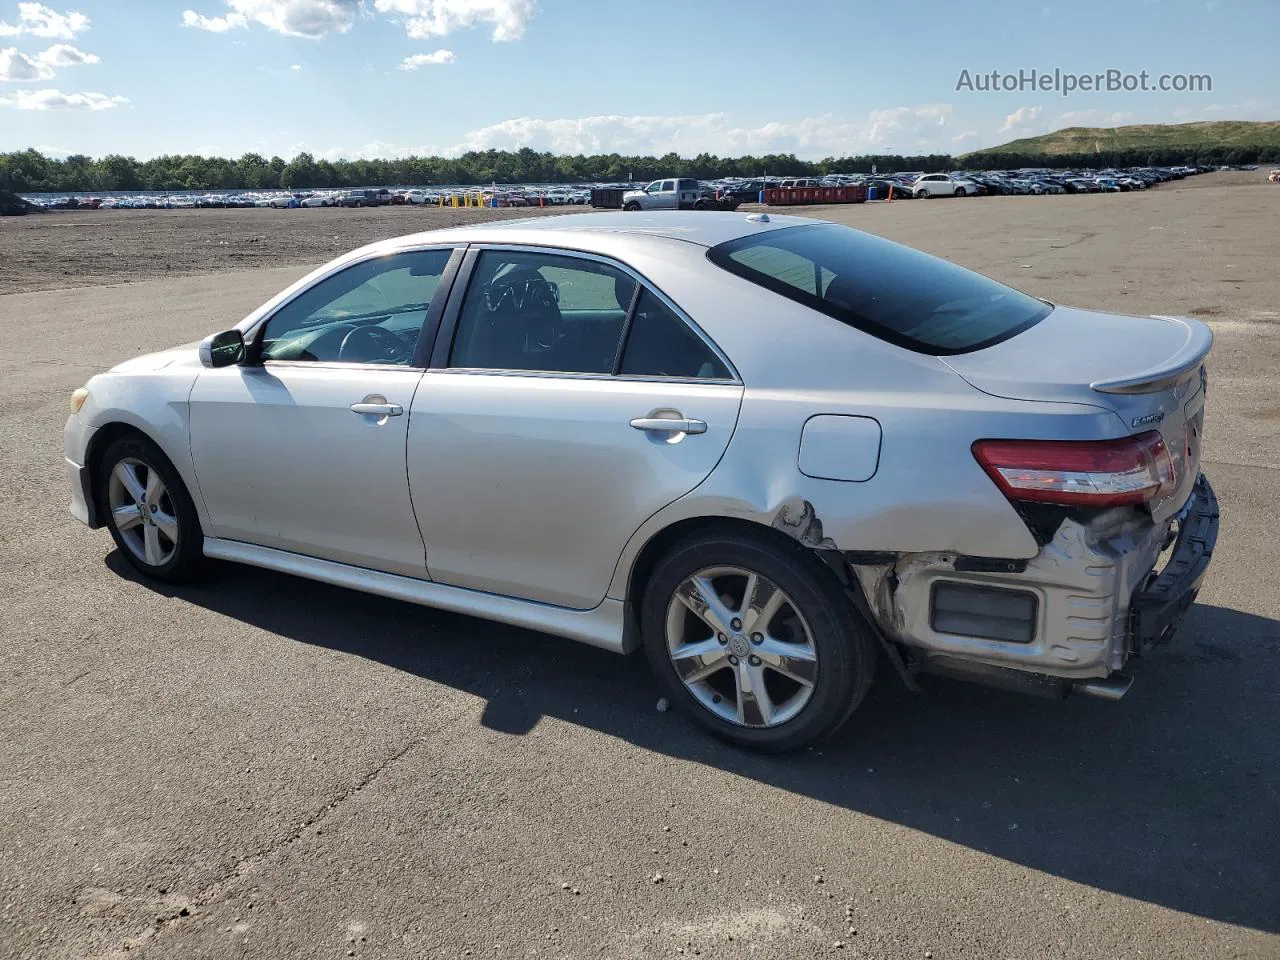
[97,432,204,583]
[641,531,877,752]
[623,201,642,212]
[954,187,966,197]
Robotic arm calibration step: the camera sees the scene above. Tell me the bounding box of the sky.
[0,0,1275,161]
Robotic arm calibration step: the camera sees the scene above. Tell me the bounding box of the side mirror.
[199,329,245,368]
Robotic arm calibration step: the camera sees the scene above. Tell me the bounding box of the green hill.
[964,120,1280,160]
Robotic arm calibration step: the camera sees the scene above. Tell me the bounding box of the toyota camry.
[65,212,1218,751]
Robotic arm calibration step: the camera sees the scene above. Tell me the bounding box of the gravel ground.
[0,171,1277,960]
[0,204,571,294]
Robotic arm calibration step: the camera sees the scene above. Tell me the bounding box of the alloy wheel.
[107,457,179,567]
[665,565,818,728]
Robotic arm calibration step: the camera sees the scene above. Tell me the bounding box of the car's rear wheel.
[641,531,876,752]
[98,433,204,583]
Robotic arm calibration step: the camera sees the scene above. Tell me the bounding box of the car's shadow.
[106,552,1280,932]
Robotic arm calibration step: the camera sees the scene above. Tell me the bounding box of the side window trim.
[426,243,740,384]
[244,244,463,366]
[609,281,644,376]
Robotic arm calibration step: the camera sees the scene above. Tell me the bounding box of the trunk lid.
[943,306,1211,521]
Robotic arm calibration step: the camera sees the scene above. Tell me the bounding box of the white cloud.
[1057,109,1097,125]
[182,0,361,38]
[0,87,126,110]
[37,41,96,65]
[374,0,536,41]
[998,105,1043,134]
[0,3,89,39]
[0,45,52,79]
[951,130,980,146]
[863,104,952,149]
[0,40,99,81]
[181,9,248,32]
[314,106,960,161]
[399,48,455,68]
[1171,99,1274,121]
[289,62,301,70]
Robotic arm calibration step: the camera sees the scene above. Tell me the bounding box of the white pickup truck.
[622,178,737,211]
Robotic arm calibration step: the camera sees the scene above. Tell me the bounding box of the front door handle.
[630,416,707,435]
[350,401,403,417]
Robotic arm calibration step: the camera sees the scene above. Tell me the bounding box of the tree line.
[0,147,956,192]
[1,143,1274,193]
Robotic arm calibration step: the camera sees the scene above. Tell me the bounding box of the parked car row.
[706,164,1219,202]
[23,164,1238,213]
[22,185,595,211]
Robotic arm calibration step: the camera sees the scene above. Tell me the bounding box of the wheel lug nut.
[712,695,721,704]
[731,618,742,630]
[750,633,763,644]
[748,655,761,667]
[717,634,727,644]
[727,655,738,666]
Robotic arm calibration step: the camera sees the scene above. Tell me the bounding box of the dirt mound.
[0,189,44,216]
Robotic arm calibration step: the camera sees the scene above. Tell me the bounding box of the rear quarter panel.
[602,249,1129,599]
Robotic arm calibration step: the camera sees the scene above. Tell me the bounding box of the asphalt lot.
[1,172,1277,959]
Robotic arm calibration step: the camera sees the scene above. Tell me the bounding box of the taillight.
[972,432,1176,508]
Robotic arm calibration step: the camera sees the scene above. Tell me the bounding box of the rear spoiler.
[1090,316,1214,395]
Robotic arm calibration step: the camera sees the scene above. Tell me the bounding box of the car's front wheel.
[99,433,204,583]
[623,201,641,211]
[954,187,966,197]
[642,531,876,752]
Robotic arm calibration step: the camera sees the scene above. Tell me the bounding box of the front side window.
[660,180,675,191]
[708,223,1051,354]
[260,249,452,365]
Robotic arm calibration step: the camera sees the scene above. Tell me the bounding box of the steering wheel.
[339,325,409,364]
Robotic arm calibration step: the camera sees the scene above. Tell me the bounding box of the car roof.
[379,211,821,254]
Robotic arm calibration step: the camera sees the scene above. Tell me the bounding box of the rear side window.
[707,223,1051,354]
[620,290,731,380]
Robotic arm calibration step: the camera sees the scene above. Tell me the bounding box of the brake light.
[972,432,1176,507]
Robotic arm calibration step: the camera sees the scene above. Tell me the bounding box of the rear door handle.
[350,402,403,417]
[630,417,707,435]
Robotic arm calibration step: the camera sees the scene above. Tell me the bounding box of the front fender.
[68,368,211,532]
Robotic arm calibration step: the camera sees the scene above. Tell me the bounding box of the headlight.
[70,387,89,414]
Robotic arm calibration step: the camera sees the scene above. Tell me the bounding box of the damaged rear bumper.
[850,473,1219,694]
[1128,474,1218,651]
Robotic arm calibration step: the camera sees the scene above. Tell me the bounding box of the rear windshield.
[707,223,1051,354]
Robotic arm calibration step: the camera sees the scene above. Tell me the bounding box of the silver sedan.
[64,212,1218,751]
